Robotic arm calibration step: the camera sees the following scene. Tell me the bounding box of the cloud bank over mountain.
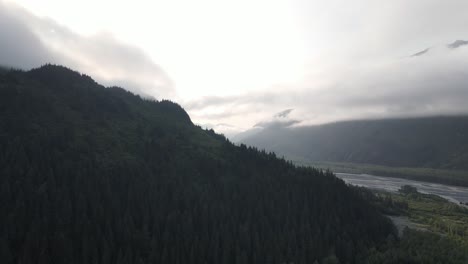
[2,0,468,138]
[188,40,468,137]
[0,2,174,99]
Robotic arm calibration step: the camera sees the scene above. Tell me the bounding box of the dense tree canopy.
[0,65,396,263]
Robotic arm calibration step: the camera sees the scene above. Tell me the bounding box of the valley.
[335,172,468,205]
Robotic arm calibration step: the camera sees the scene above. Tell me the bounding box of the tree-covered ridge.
[0,65,394,264]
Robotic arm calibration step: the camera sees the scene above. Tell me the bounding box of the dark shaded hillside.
[0,65,394,264]
[240,117,468,171]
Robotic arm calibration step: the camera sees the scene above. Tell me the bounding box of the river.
[336,173,468,205]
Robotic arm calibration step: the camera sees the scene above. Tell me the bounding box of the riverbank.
[336,172,468,204]
[387,215,428,237]
[296,160,468,187]
[369,188,468,240]
[356,186,468,263]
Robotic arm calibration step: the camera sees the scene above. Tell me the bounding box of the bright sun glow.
[10,0,309,100]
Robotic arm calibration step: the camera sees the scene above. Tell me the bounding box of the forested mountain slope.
[240,117,468,170]
[0,65,394,264]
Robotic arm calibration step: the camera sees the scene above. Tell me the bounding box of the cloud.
[0,3,53,69]
[3,1,468,138]
[199,122,245,138]
[410,48,430,57]
[0,2,174,99]
[408,40,468,58]
[187,41,468,135]
[448,40,468,49]
[184,92,289,113]
[254,109,300,129]
[275,109,294,118]
[254,119,300,129]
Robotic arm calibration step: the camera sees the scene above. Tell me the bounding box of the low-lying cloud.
[448,40,468,50]
[0,2,174,99]
[410,48,430,57]
[255,109,299,129]
[2,1,468,138]
[0,4,52,69]
[187,41,468,135]
[275,109,294,118]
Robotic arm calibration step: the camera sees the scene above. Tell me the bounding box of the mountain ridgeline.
[239,117,468,173]
[0,65,395,264]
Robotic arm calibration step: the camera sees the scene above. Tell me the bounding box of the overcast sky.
[2,0,468,137]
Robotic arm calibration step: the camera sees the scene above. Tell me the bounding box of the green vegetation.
[0,65,395,264]
[3,64,467,263]
[301,161,468,187]
[365,229,468,264]
[0,66,10,74]
[376,186,468,239]
[353,186,468,263]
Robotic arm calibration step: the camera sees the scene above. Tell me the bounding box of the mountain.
[230,126,262,142]
[0,65,395,263]
[239,117,468,185]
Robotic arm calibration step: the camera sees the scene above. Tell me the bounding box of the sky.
[1,0,468,137]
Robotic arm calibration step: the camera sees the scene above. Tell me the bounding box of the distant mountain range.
[237,116,468,184]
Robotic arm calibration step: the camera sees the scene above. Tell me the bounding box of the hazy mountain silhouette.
[239,116,468,172]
